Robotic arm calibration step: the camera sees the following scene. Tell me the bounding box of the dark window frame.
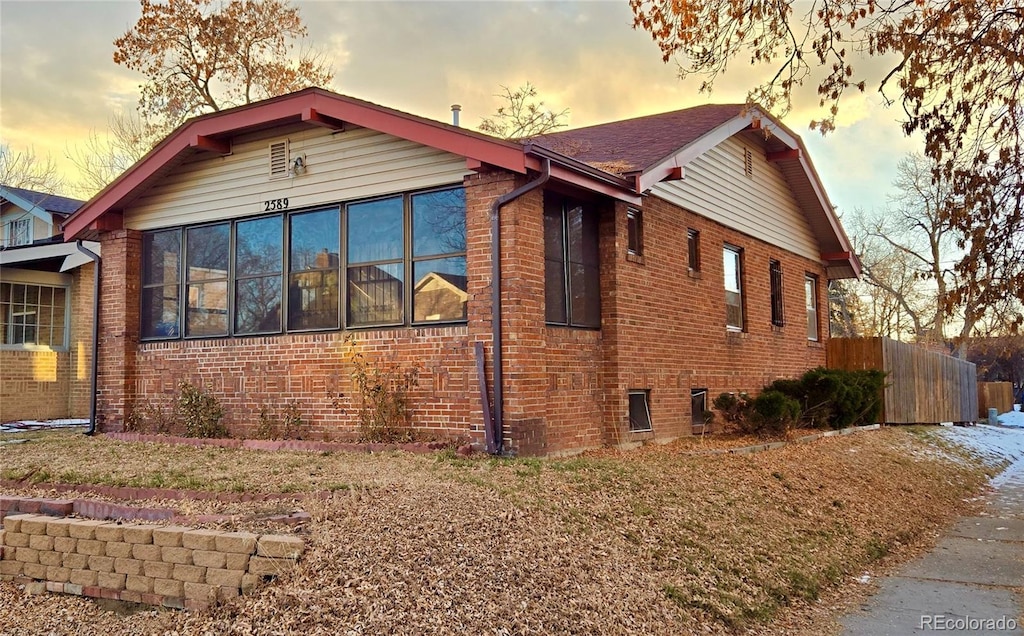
[139,185,467,341]
[769,259,785,327]
[544,195,601,329]
[687,229,700,271]
[628,389,653,432]
[626,207,643,256]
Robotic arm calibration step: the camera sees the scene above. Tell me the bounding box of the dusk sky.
[1,0,921,216]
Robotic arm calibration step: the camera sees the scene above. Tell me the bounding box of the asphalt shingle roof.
[1,185,84,215]
[532,104,747,174]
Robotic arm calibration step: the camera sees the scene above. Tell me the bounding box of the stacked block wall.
[0,514,302,611]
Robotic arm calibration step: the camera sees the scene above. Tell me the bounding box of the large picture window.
[0,282,68,348]
[544,195,600,328]
[141,186,466,340]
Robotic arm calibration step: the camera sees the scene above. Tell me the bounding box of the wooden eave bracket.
[767,148,801,162]
[303,107,345,131]
[190,135,231,155]
[89,211,124,232]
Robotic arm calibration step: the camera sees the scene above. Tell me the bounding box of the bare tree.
[66,112,157,198]
[478,82,569,140]
[0,144,65,193]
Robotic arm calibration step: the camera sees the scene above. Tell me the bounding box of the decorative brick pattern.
[0,514,303,611]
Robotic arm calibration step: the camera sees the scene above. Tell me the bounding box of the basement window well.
[628,390,653,432]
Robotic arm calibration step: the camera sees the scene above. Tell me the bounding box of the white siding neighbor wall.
[651,135,819,260]
[125,126,471,230]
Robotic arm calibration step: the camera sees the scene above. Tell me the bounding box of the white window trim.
[805,275,819,341]
[0,269,72,351]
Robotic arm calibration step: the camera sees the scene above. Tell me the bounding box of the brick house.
[1,186,98,422]
[63,88,858,455]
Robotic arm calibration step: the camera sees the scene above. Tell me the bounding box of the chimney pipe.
[451,104,461,127]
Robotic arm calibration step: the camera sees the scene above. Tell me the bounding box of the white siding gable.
[651,135,819,261]
[125,126,472,230]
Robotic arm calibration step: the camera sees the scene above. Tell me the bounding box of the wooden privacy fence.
[827,337,978,424]
[978,382,1014,418]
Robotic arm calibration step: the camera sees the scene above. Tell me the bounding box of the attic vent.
[269,140,290,179]
[743,147,754,179]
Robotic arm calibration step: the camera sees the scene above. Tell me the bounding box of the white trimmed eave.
[0,240,101,272]
[636,109,861,279]
[0,188,56,225]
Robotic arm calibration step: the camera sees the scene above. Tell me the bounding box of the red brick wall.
[91,168,832,454]
[599,196,829,442]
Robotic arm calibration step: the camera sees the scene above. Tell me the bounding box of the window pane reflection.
[413,257,467,322]
[348,263,403,326]
[348,197,403,264]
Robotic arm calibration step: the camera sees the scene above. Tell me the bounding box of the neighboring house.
[63,88,859,455]
[0,186,97,422]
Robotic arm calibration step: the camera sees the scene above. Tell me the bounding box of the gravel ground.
[0,427,1003,635]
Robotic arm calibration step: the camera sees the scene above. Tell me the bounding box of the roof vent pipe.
[451,104,461,127]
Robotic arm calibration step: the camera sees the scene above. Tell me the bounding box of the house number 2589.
[264,198,289,211]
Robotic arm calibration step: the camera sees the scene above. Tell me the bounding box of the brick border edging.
[101,432,475,456]
[0,481,330,504]
[688,424,882,456]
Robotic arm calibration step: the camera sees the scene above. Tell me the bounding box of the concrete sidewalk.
[840,445,1024,635]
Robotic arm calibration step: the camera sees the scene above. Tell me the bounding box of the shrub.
[125,396,177,434]
[766,367,885,430]
[254,401,307,440]
[713,392,755,433]
[177,380,227,438]
[750,390,802,435]
[349,350,421,443]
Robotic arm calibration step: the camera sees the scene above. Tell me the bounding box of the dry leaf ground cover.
[0,427,1003,635]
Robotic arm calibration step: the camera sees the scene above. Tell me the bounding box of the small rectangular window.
[288,208,341,331]
[724,246,744,331]
[141,229,182,338]
[770,259,784,327]
[628,390,652,432]
[805,275,819,341]
[626,208,643,255]
[691,388,708,427]
[687,229,700,271]
[5,218,32,247]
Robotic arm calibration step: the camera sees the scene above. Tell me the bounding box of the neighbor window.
[628,390,652,432]
[724,246,744,330]
[626,208,643,255]
[805,275,819,341]
[0,282,68,348]
[769,259,784,327]
[687,229,700,271]
[140,186,467,340]
[4,218,32,247]
[544,195,600,328]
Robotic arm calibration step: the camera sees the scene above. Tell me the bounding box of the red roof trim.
[65,88,531,239]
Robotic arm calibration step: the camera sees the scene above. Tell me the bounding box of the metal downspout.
[75,241,101,436]
[487,155,551,455]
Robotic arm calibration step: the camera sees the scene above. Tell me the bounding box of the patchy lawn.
[0,427,1005,634]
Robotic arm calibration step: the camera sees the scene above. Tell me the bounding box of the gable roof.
[535,104,860,278]
[534,104,744,175]
[63,88,639,240]
[1,185,83,220]
[61,88,856,278]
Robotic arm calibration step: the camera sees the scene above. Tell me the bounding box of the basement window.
[269,140,290,179]
[691,388,708,427]
[628,390,652,432]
